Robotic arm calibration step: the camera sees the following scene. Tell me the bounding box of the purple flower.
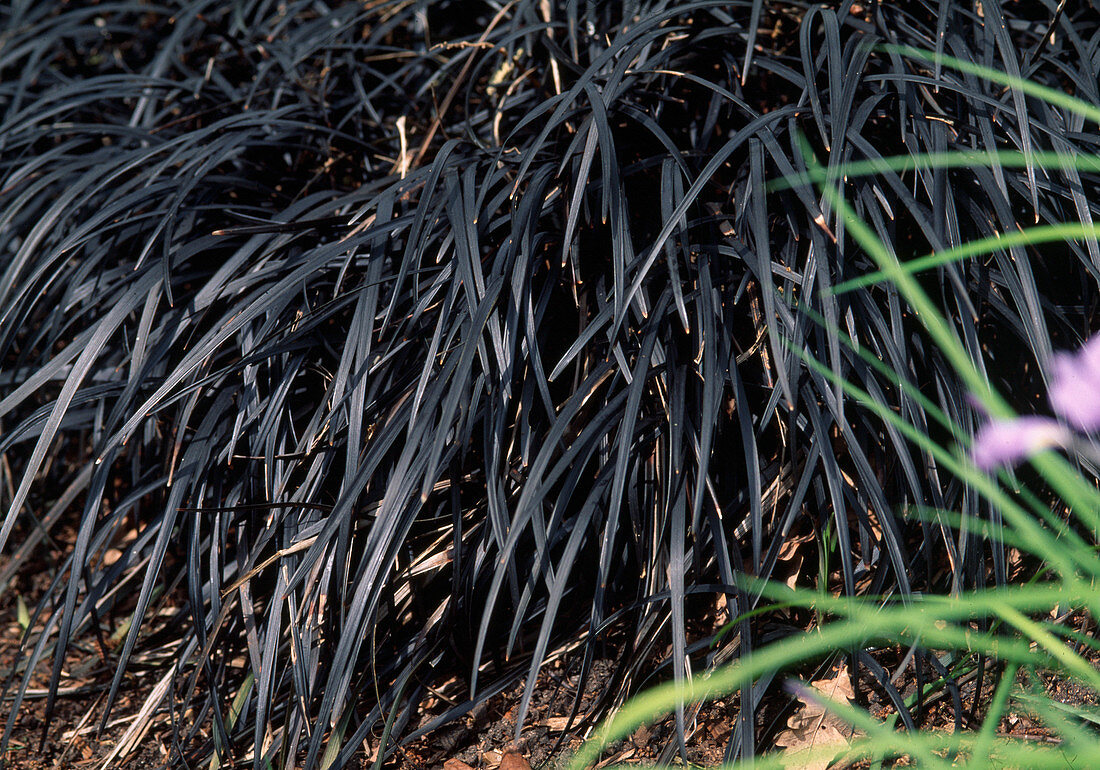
[1049,335,1100,431]
[971,417,1069,471]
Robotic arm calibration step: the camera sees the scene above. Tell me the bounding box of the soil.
[0,553,171,770]
[5,485,1087,768]
[4,556,1097,770]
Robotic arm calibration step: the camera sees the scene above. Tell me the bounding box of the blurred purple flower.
[1049,335,1100,432]
[971,416,1069,471]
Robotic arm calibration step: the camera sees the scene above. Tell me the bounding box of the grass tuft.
[1,2,1098,767]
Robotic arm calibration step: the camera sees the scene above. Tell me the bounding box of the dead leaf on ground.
[776,531,816,590]
[499,748,532,770]
[774,663,860,770]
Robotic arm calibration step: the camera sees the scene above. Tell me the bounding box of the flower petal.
[1048,335,1100,431]
[971,417,1068,471]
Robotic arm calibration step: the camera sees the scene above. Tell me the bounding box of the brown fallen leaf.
[773,663,860,770]
[498,748,532,770]
[443,760,476,770]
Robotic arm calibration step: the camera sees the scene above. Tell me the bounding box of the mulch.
[3,532,1097,769]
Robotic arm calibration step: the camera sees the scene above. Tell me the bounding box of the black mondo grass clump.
[1,1,1099,767]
